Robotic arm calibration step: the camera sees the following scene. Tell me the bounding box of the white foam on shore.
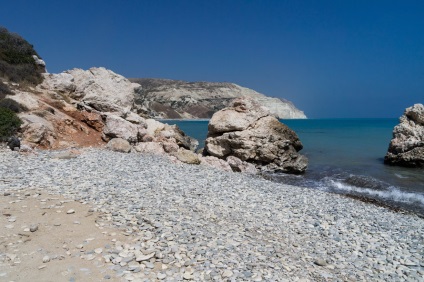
[394,173,409,179]
[328,180,424,206]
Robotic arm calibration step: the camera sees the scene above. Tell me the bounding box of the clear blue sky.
[1,0,423,118]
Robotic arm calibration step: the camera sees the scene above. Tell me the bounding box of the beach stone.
[172,148,201,164]
[106,138,131,153]
[385,103,424,167]
[66,209,75,214]
[315,258,328,266]
[42,256,50,263]
[205,97,308,173]
[30,224,38,232]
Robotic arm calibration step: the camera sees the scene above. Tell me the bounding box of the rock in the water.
[205,97,308,174]
[106,138,132,153]
[385,104,424,167]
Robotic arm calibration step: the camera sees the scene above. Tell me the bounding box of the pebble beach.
[1,146,423,281]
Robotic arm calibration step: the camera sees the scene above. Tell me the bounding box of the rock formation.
[385,104,424,167]
[2,66,198,155]
[204,97,308,174]
[130,78,306,119]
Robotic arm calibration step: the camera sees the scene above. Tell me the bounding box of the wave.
[325,179,424,207]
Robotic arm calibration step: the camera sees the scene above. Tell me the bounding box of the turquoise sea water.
[161,119,424,215]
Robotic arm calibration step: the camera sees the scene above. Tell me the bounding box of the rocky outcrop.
[130,78,306,119]
[40,67,139,113]
[385,104,424,167]
[204,97,308,174]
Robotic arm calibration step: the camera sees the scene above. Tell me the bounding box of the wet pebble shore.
[1,147,423,281]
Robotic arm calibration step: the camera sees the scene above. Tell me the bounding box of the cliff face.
[130,78,307,119]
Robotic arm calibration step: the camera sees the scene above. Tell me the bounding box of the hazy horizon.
[1,0,423,118]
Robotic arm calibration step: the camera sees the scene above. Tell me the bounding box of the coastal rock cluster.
[130,78,307,119]
[385,103,424,167]
[205,97,308,174]
[4,67,198,157]
[4,66,308,175]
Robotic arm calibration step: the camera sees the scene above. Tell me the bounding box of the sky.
[1,0,423,118]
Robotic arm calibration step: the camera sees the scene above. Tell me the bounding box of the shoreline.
[1,147,423,281]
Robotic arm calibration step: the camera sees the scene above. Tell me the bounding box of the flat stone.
[315,258,328,266]
[136,252,155,262]
[67,209,75,214]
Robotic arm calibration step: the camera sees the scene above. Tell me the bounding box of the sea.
[161,119,424,216]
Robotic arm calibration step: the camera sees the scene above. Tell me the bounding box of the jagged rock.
[226,156,258,174]
[205,97,308,174]
[162,141,180,153]
[40,72,76,93]
[145,119,165,136]
[199,156,233,172]
[131,78,307,119]
[162,124,198,151]
[41,67,138,113]
[125,112,147,126]
[172,148,201,164]
[21,123,54,146]
[106,138,132,153]
[134,142,166,155]
[102,114,145,143]
[385,104,424,167]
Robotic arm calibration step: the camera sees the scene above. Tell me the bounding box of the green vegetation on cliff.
[0,107,22,141]
[0,26,45,98]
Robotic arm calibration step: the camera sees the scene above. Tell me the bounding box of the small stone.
[94,248,103,254]
[67,209,75,214]
[136,252,155,262]
[157,273,167,280]
[38,265,46,270]
[30,224,39,232]
[42,256,50,263]
[5,224,14,229]
[183,272,193,280]
[315,258,328,266]
[104,275,111,280]
[222,270,233,278]
[8,217,16,222]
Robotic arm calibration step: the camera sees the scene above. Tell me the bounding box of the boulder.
[134,142,165,155]
[163,124,199,151]
[7,137,20,151]
[172,148,201,164]
[40,67,138,113]
[226,156,258,174]
[106,138,132,153]
[102,114,144,143]
[384,104,424,167]
[199,156,233,172]
[205,97,308,174]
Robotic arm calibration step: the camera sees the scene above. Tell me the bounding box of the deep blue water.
[161,119,424,215]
